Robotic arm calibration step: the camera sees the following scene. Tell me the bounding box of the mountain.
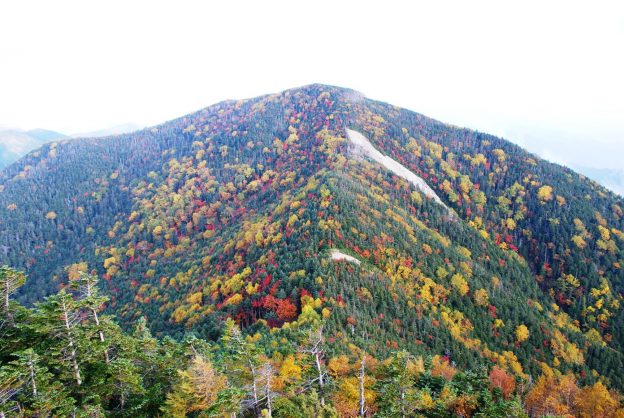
[0,125,142,170]
[0,128,67,169]
[1,83,624,401]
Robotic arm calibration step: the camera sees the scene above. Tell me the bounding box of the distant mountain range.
[0,129,68,169]
[0,124,141,169]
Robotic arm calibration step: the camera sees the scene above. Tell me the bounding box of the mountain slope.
[1,84,623,390]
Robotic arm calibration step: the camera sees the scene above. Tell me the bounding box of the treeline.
[2,266,623,417]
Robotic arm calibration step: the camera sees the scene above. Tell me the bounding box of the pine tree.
[0,266,26,327]
[71,270,110,363]
[33,289,84,387]
[375,351,421,417]
[221,318,263,415]
[1,348,74,416]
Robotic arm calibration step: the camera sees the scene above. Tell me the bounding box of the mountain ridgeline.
[1,85,624,412]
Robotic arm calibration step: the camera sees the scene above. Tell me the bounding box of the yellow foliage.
[571,235,587,249]
[187,292,202,305]
[328,355,351,377]
[515,324,529,343]
[551,329,584,365]
[431,355,457,380]
[245,282,259,295]
[451,273,469,296]
[598,225,611,241]
[223,293,243,306]
[279,355,302,384]
[537,185,554,202]
[474,288,489,306]
[492,148,506,162]
[163,355,227,416]
[66,262,88,281]
[103,256,117,269]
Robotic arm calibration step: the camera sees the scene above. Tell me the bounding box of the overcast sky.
[1,0,623,170]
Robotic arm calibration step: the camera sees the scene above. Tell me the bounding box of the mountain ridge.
[1,84,623,393]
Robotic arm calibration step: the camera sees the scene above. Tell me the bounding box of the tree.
[488,366,515,399]
[0,349,73,416]
[358,355,367,417]
[450,273,469,296]
[300,326,328,406]
[474,288,489,306]
[375,351,422,417]
[33,290,83,387]
[70,269,110,363]
[537,185,553,202]
[525,373,577,417]
[163,354,227,417]
[574,381,619,418]
[221,319,263,414]
[515,325,529,344]
[260,361,277,417]
[0,266,26,328]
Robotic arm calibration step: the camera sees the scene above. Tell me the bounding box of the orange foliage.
[431,355,456,380]
[488,366,515,399]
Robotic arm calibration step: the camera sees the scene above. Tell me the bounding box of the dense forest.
[1,84,624,416]
[2,266,623,417]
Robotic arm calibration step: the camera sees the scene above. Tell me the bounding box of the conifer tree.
[1,349,74,416]
[33,289,84,387]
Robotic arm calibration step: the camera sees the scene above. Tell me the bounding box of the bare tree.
[300,326,328,405]
[358,354,367,417]
[259,362,276,417]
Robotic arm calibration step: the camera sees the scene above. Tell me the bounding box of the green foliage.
[1,266,624,416]
[1,84,624,396]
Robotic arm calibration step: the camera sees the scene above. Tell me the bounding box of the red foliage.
[262,295,297,322]
[275,298,297,321]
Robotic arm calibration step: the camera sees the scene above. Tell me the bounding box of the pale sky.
[1,0,623,170]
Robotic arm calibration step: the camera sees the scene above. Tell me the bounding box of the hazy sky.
[1,0,623,169]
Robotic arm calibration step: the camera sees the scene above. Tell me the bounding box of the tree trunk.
[91,308,109,363]
[62,302,81,386]
[249,360,259,415]
[28,359,37,397]
[358,356,366,417]
[85,279,109,363]
[400,388,405,418]
[3,277,13,326]
[315,352,325,406]
[265,370,272,418]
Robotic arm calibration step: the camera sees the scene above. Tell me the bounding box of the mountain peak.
[269,83,366,103]
[1,85,624,394]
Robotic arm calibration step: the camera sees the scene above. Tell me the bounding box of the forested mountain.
[2,84,624,416]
